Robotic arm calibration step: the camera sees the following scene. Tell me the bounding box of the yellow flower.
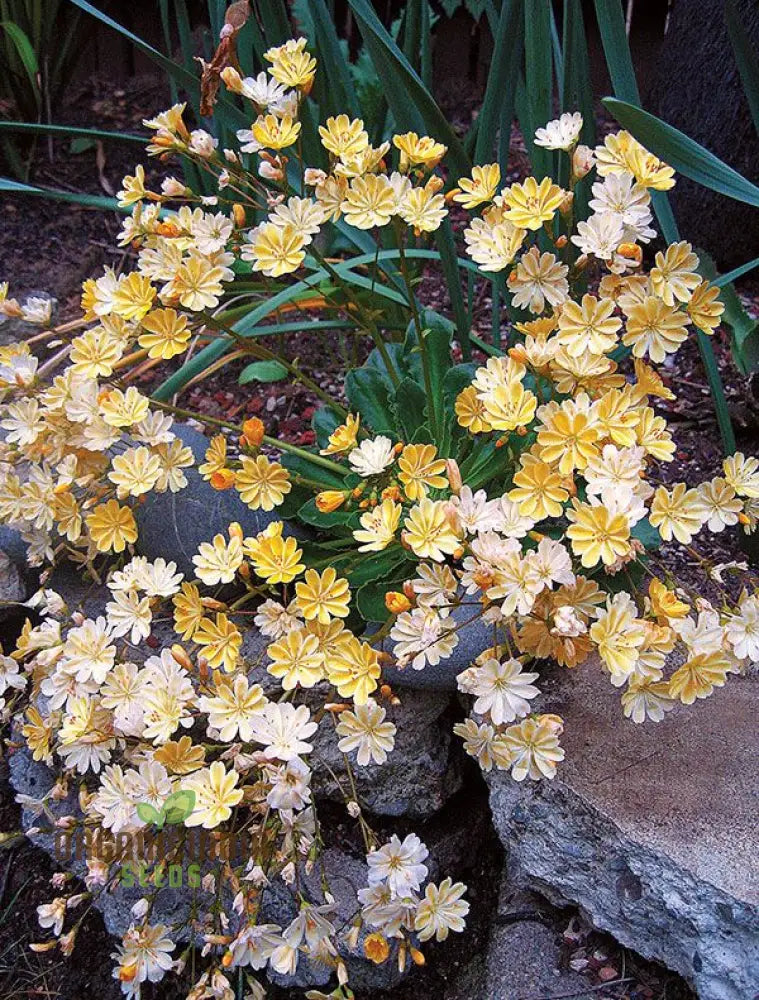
[393,131,447,172]
[403,498,460,561]
[244,222,306,277]
[669,651,731,705]
[235,455,291,511]
[108,446,162,498]
[622,296,690,364]
[556,294,621,357]
[318,115,369,158]
[246,525,304,584]
[267,629,324,689]
[353,498,402,552]
[170,256,225,310]
[635,406,675,461]
[173,582,205,640]
[69,328,123,377]
[482,382,538,433]
[455,386,492,433]
[117,164,147,207]
[650,242,700,306]
[632,358,675,401]
[21,705,54,762]
[502,715,565,780]
[398,444,448,501]
[590,596,645,680]
[453,164,501,209]
[138,308,191,360]
[294,567,351,624]
[566,501,631,567]
[398,179,448,234]
[320,413,360,455]
[509,454,568,520]
[687,280,724,334]
[154,735,206,774]
[111,272,155,321]
[325,635,381,704]
[537,398,599,475]
[99,387,150,428]
[341,174,396,229]
[649,483,705,544]
[194,613,242,671]
[252,113,301,150]
[198,435,228,480]
[648,579,690,622]
[595,131,675,191]
[501,176,565,230]
[265,42,316,91]
[86,500,138,553]
[591,387,640,448]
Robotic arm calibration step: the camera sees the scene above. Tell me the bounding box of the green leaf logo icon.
[163,789,196,825]
[136,790,195,829]
[136,802,165,828]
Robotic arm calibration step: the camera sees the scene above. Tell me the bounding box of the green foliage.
[0,0,83,176]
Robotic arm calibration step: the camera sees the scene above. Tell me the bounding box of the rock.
[133,423,306,578]
[380,600,492,691]
[487,658,759,1000]
[0,525,35,633]
[311,687,462,817]
[485,920,596,1000]
[0,549,26,617]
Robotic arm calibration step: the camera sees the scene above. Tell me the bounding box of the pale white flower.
[348,435,395,477]
[390,607,458,670]
[253,598,302,638]
[725,595,759,662]
[106,589,152,644]
[249,703,318,760]
[571,212,625,260]
[534,112,583,150]
[464,657,540,725]
[367,833,429,897]
[266,757,312,811]
[415,878,469,941]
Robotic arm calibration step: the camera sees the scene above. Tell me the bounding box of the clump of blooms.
[1,27,758,1000]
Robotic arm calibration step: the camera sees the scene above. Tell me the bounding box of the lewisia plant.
[1,31,758,1000]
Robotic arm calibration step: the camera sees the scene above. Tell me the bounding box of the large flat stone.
[487,659,759,1000]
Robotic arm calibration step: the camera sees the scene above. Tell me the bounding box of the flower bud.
[316,490,346,513]
[210,468,236,490]
[617,242,643,265]
[232,203,247,228]
[572,144,595,179]
[304,167,327,186]
[220,66,243,94]
[445,458,463,494]
[558,191,574,216]
[364,933,390,964]
[385,591,411,614]
[170,645,194,671]
[241,416,264,447]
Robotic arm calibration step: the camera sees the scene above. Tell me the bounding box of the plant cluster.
[1,32,759,1000]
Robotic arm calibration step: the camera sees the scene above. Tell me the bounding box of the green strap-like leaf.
[474,0,522,166]
[0,121,143,143]
[1,21,39,94]
[345,0,471,180]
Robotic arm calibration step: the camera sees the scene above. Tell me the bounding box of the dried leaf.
[198,0,250,117]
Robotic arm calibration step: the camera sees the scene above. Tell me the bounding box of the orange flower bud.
[222,951,233,968]
[241,417,265,447]
[393,442,404,454]
[364,933,390,964]
[232,203,246,228]
[410,946,426,966]
[381,485,402,502]
[210,468,236,490]
[228,521,243,542]
[554,234,568,249]
[170,645,194,671]
[617,242,643,265]
[402,580,416,601]
[316,490,346,513]
[385,591,411,614]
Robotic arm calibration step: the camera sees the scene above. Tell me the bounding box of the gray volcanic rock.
[487,658,759,1000]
